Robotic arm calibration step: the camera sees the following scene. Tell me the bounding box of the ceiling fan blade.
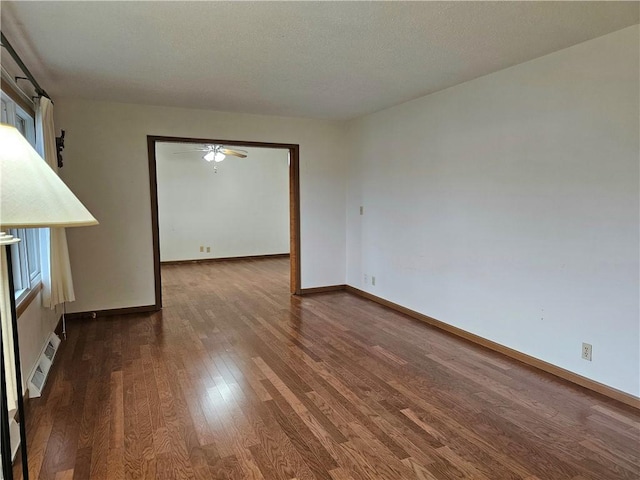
[221,148,248,158]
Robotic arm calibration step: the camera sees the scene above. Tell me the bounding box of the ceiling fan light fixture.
[214,152,226,162]
[203,151,215,162]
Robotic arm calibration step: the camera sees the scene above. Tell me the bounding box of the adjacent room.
[0,2,638,479]
[155,142,290,264]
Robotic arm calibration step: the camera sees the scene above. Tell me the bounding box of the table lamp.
[0,124,98,479]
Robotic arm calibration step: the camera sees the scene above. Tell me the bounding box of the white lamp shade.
[0,124,98,229]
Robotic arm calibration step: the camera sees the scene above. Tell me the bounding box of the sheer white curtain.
[36,97,76,308]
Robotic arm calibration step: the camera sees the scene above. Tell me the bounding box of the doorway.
[147,135,301,309]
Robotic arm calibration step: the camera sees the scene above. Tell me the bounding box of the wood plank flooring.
[15,257,640,479]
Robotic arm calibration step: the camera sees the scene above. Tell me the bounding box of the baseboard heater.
[27,333,61,397]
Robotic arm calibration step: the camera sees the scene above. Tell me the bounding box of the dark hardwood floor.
[15,257,640,479]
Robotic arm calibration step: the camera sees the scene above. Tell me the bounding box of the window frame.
[1,90,43,307]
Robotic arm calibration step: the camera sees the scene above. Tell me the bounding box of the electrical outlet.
[359,206,364,215]
[371,276,376,286]
[199,246,204,252]
[206,246,211,253]
[582,342,592,361]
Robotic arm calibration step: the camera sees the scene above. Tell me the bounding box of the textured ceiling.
[2,1,638,120]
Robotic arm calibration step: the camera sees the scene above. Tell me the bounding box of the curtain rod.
[0,32,52,101]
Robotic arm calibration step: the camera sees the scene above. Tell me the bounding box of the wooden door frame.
[147,135,301,309]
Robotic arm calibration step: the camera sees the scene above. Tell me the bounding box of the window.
[1,91,43,303]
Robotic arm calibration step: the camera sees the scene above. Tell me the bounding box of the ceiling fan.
[173,144,248,163]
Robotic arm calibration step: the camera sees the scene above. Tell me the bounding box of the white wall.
[53,100,347,312]
[346,26,639,396]
[156,144,289,261]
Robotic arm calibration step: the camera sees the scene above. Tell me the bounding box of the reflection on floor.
[16,257,640,479]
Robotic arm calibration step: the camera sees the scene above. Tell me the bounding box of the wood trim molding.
[289,145,301,295]
[345,285,640,409]
[299,284,346,295]
[65,305,157,320]
[0,77,35,116]
[16,282,43,318]
[161,253,290,266]
[147,137,162,310]
[147,135,302,305]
